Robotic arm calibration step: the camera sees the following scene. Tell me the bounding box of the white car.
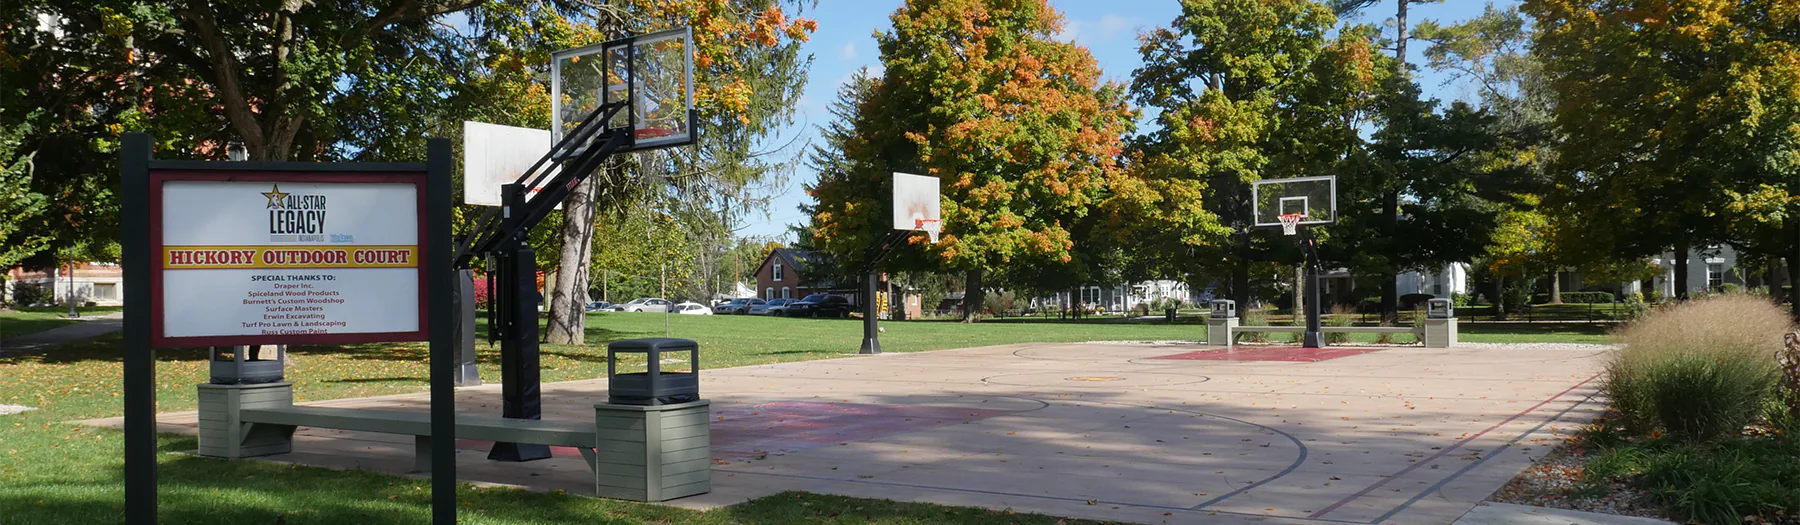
[673,302,712,315]
[612,298,670,312]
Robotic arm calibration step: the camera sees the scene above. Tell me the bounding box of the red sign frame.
[148,170,430,348]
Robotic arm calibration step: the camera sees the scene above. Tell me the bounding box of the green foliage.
[1325,305,1354,344]
[1547,291,1613,304]
[0,114,48,270]
[1240,308,1270,343]
[9,282,47,307]
[1576,429,1800,525]
[1120,0,1372,294]
[1450,292,1472,307]
[808,0,1133,301]
[1606,295,1787,441]
[1527,0,1800,281]
[1718,283,1742,294]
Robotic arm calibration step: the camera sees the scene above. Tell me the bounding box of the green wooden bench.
[238,406,597,473]
[1224,325,1422,349]
[197,382,713,501]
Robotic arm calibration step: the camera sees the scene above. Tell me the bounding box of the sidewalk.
[0,312,124,356]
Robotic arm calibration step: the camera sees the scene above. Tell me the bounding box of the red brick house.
[5,262,125,306]
[754,248,827,301]
[752,249,922,318]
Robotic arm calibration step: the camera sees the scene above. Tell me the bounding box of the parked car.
[584,301,614,312]
[784,294,854,318]
[712,297,764,315]
[673,302,712,315]
[612,297,670,312]
[749,298,794,315]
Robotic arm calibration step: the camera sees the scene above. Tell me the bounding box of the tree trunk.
[1548,269,1563,304]
[1395,0,1410,63]
[1381,192,1399,323]
[1494,274,1507,321]
[1789,256,1800,319]
[1294,264,1306,319]
[962,268,984,323]
[1673,241,1690,301]
[546,173,602,345]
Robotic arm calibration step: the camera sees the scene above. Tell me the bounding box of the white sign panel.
[156,180,424,344]
[463,121,557,207]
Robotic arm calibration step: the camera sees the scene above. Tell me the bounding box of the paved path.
[89,341,1610,525]
[0,312,123,356]
[1453,502,1673,525]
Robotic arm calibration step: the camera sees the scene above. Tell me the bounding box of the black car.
[785,294,854,318]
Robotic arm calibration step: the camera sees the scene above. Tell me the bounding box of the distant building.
[5,262,124,307]
[754,248,829,301]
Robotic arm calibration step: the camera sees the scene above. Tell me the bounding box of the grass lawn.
[0,311,1611,524]
[0,306,120,338]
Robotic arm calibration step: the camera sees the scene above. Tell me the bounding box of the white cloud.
[840,41,857,61]
[1061,13,1142,45]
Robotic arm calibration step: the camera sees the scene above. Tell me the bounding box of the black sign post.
[119,134,456,524]
[121,133,155,525]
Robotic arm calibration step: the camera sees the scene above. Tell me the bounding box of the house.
[752,248,922,318]
[5,262,124,307]
[754,248,828,301]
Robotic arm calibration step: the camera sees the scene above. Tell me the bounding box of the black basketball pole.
[859,268,881,354]
[1302,232,1324,348]
[489,183,551,462]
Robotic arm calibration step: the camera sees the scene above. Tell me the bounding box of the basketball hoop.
[1278,213,1304,236]
[917,218,942,243]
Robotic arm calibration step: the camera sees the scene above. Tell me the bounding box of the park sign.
[149,171,430,347]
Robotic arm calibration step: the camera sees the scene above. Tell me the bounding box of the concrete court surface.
[101,341,1611,525]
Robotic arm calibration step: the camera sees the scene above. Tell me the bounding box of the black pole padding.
[121,132,157,525]
[426,138,459,525]
[860,269,881,354]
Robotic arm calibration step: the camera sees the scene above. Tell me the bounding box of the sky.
[735,0,1521,241]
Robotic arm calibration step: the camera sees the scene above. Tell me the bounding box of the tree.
[544,0,816,344]
[1124,0,1377,308]
[0,114,49,278]
[809,0,1134,322]
[1525,0,1800,302]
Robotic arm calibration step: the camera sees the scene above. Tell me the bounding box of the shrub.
[1240,308,1269,343]
[1399,293,1434,309]
[1565,291,1616,303]
[1501,285,1532,313]
[11,282,47,306]
[1450,292,1472,308]
[1606,294,1787,441]
[1131,303,1150,317]
[1718,283,1741,294]
[1645,289,1666,303]
[1325,305,1354,345]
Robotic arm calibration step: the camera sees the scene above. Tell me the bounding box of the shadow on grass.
[1460,322,1612,338]
[0,333,210,364]
[323,376,429,384]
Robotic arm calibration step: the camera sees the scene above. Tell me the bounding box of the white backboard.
[551,27,695,151]
[893,172,941,230]
[1251,175,1336,227]
[463,121,557,207]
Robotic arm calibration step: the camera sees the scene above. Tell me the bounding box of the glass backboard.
[1251,175,1336,227]
[551,27,695,151]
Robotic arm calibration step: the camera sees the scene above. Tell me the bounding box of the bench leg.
[415,435,432,473]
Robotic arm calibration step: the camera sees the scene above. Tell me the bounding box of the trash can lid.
[607,337,699,353]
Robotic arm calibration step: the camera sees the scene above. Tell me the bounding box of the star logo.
[262,184,289,209]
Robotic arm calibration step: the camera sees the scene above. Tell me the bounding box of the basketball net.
[1279,213,1304,236]
[916,218,942,243]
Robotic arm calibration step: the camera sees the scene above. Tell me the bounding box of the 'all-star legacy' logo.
[263,184,328,242]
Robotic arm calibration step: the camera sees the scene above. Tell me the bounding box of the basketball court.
[99,340,1608,525]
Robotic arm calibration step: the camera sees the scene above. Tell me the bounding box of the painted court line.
[1308,373,1604,519]
[1371,389,1601,523]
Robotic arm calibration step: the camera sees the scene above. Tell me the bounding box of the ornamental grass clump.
[1606,294,1788,441]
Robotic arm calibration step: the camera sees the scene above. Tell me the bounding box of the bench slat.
[242,406,596,448]
[1232,325,1420,334]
